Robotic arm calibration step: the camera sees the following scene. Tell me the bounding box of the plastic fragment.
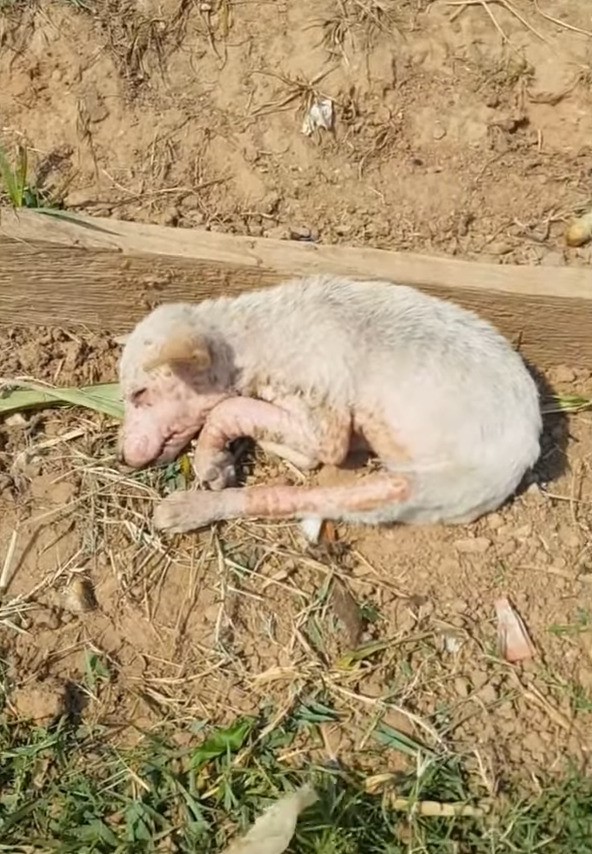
[495,596,535,663]
[301,98,334,136]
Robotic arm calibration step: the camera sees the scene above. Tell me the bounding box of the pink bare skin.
[153,473,410,533]
[118,275,542,532]
[193,397,352,490]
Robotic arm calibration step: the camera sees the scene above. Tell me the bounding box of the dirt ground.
[1,0,592,793]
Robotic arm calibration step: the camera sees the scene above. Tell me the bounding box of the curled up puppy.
[117,275,542,535]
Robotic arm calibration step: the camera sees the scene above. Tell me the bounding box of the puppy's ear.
[143,329,211,374]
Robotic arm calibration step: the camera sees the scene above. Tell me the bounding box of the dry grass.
[1,402,590,768]
[314,0,400,60]
[0,375,591,849]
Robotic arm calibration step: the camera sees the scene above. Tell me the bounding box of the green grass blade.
[15,145,27,208]
[373,721,434,757]
[0,382,124,419]
[0,145,20,207]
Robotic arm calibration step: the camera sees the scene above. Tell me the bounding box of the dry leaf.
[495,596,535,663]
[221,783,318,854]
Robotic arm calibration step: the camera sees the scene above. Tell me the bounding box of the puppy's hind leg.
[153,473,410,534]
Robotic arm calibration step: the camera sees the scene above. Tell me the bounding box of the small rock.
[488,240,513,256]
[476,683,497,704]
[5,413,27,428]
[453,536,491,554]
[62,576,97,614]
[433,122,446,140]
[453,676,470,698]
[553,365,576,384]
[487,512,505,530]
[11,679,65,724]
[523,731,545,758]
[290,225,316,241]
[470,670,488,691]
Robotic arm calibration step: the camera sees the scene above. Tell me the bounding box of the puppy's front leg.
[193,397,351,490]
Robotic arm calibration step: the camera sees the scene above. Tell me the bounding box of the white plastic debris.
[221,783,318,854]
[299,516,324,543]
[301,98,334,136]
[443,634,462,654]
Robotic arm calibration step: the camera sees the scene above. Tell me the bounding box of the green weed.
[0,695,591,853]
[0,143,62,209]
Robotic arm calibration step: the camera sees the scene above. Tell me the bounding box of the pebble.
[433,122,447,140]
[470,670,488,691]
[290,225,316,241]
[62,577,97,614]
[488,240,514,256]
[5,414,27,428]
[476,683,498,705]
[453,677,470,698]
[453,536,491,554]
[487,512,505,530]
[553,365,576,384]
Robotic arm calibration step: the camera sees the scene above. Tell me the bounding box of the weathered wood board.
[1,208,591,368]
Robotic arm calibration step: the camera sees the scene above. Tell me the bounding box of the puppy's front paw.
[193,449,236,491]
[154,491,219,534]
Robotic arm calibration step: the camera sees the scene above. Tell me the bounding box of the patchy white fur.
[118,275,542,526]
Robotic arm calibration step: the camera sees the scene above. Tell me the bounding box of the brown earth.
[1,0,592,789]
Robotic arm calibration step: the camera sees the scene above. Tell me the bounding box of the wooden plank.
[0,208,591,368]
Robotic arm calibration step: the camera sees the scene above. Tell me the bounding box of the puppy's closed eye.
[131,388,149,406]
